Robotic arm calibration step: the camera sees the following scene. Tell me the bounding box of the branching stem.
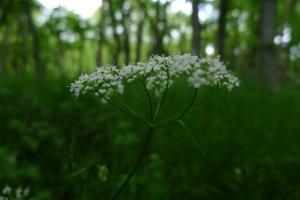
[112,127,154,200]
[141,80,154,122]
[157,88,198,127]
[154,69,170,121]
[101,94,148,126]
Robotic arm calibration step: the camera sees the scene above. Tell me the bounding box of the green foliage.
[97,165,108,182]
[1,0,300,199]
[0,76,300,199]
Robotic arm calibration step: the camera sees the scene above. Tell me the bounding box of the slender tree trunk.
[179,32,187,53]
[0,26,10,73]
[283,0,295,70]
[96,34,104,66]
[136,15,144,62]
[151,1,166,55]
[54,33,65,75]
[0,0,13,27]
[191,0,201,57]
[242,2,260,74]
[0,0,13,73]
[217,0,229,60]
[78,35,85,70]
[260,0,281,88]
[25,2,44,75]
[136,2,146,62]
[108,1,121,65]
[96,3,106,66]
[121,5,130,65]
[13,19,28,72]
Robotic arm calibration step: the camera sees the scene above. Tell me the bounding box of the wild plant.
[70,54,239,199]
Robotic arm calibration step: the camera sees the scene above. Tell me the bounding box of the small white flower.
[16,187,22,199]
[2,186,11,195]
[23,187,30,196]
[70,54,239,102]
[1,185,33,200]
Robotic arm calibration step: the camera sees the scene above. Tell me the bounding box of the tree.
[24,0,44,75]
[217,0,229,60]
[135,1,147,62]
[108,0,122,65]
[149,1,169,55]
[260,0,282,88]
[120,1,131,65]
[96,2,107,66]
[0,26,10,73]
[191,0,201,56]
[0,0,13,73]
[0,0,13,27]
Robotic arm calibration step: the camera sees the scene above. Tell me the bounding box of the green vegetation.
[1,76,299,199]
[1,0,300,199]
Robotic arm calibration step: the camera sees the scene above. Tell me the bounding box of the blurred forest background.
[0,0,300,199]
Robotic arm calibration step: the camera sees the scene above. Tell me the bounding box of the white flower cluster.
[70,65,124,98]
[0,185,31,200]
[70,54,239,99]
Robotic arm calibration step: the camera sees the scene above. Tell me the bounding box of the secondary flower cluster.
[70,54,239,99]
[0,185,31,200]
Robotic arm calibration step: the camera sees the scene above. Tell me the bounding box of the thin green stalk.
[154,69,170,121]
[184,88,218,116]
[70,131,78,199]
[176,88,198,119]
[157,89,198,127]
[100,95,148,126]
[82,174,88,200]
[121,102,146,123]
[104,82,147,125]
[112,127,154,200]
[176,120,206,159]
[141,80,153,122]
[70,132,75,171]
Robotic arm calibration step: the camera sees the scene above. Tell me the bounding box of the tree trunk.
[0,26,10,73]
[191,0,201,57]
[136,17,144,62]
[179,32,187,53]
[121,4,130,65]
[135,2,146,62]
[217,0,229,60]
[0,0,13,73]
[78,36,85,70]
[108,1,121,65]
[260,0,281,88]
[0,0,13,27]
[25,1,44,75]
[96,34,104,66]
[96,3,106,66]
[57,37,65,75]
[151,1,166,55]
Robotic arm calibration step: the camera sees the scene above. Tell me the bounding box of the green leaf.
[97,165,109,182]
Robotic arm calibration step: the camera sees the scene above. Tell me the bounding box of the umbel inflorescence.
[69,54,239,200]
[70,54,239,100]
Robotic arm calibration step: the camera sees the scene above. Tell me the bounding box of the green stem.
[177,88,198,119]
[101,95,148,126]
[154,69,170,121]
[157,89,198,127]
[141,81,153,122]
[107,83,146,123]
[112,127,154,200]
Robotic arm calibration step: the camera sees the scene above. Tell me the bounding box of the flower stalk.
[69,54,240,199]
[112,126,154,200]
